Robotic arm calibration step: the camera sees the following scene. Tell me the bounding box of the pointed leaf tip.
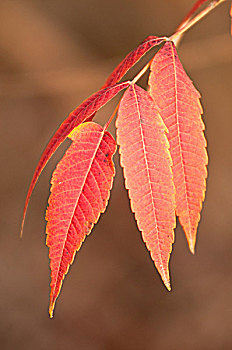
[49,307,54,319]
[161,271,171,291]
[188,237,196,255]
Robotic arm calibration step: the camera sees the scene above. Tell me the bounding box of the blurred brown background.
[0,0,232,349]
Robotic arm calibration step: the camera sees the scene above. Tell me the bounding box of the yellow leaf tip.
[162,277,171,291]
[188,238,196,255]
[190,246,195,255]
[49,303,55,318]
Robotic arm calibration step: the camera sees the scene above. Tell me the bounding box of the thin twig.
[176,0,210,31]
[170,0,227,46]
[131,57,155,85]
[104,102,120,130]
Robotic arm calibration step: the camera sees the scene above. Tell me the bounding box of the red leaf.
[102,36,165,89]
[46,122,116,317]
[21,81,128,236]
[116,84,176,290]
[149,41,208,253]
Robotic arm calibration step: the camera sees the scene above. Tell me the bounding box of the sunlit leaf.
[46,122,116,317]
[116,84,176,289]
[149,41,208,253]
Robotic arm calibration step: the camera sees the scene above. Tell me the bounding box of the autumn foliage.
[117,85,176,290]
[149,41,208,253]
[21,0,230,317]
[46,122,116,316]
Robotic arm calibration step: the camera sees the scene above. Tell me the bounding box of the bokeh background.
[0,0,232,349]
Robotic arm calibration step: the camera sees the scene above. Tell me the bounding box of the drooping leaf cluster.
[21,0,230,317]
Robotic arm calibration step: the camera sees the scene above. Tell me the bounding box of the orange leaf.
[149,41,208,253]
[116,84,176,290]
[46,122,116,317]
